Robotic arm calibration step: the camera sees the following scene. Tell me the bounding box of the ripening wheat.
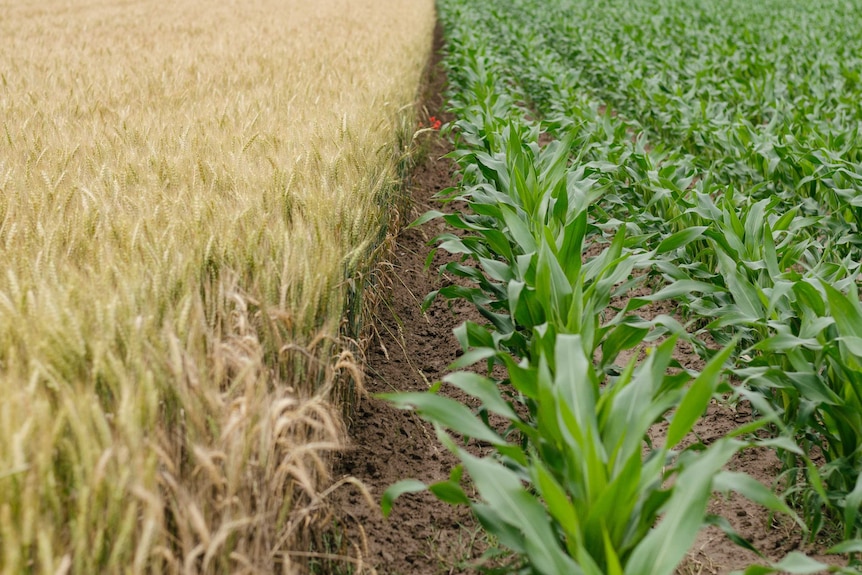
[0,0,434,572]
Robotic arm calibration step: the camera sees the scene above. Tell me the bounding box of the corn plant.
[384,333,800,575]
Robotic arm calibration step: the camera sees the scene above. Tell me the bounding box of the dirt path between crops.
[330,24,489,575]
[331,23,839,575]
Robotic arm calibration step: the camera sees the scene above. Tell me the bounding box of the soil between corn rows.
[331,23,835,575]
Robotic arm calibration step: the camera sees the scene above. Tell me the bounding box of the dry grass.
[0,0,434,572]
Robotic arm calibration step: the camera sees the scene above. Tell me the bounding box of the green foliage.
[385,338,768,575]
[385,0,862,572]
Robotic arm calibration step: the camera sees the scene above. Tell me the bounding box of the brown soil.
[330,24,488,575]
[330,22,846,575]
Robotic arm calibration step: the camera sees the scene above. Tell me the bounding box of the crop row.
[386,0,862,573]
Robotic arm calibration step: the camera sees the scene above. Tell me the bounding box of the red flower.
[418,116,442,131]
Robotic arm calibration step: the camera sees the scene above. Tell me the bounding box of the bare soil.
[331,23,842,575]
[330,24,487,575]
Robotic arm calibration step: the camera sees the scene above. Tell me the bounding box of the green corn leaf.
[381,480,427,517]
[555,334,598,414]
[507,279,527,324]
[512,163,537,216]
[453,321,496,351]
[408,210,445,228]
[704,515,763,557]
[428,480,471,506]
[624,280,720,312]
[441,213,486,231]
[825,539,862,554]
[531,459,581,548]
[460,451,582,575]
[420,290,439,312]
[537,235,573,324]
[751,333,821,353]
[566,278,585,334]
[626,438,740,575]
[837,335,862,357]
[769,552,829,574]
[475,152,511,190]
[381,392,506,447]
[772,207,798,232]
[502,355,539,399]
[501,205,537,254]
[602,338,678,469]
[720,215,746,258]
[655,226,708,255]
[704,227,738,259]
[785,372,843,405]
[793,280,827,316]
[666,342,734,449]
[586,160,619,172]
[443,262,485,283]
[473,503,529,555]
[602,527,625,575]
[743,200,768,252]
[479,256,514,282]
[438,284,489,304]
[444,371,520,420]
[716,249,763,320]
[508,280,545,327]
[761,220,781,280]
[449,347,497,370]
[843,472,862,540]
[753,436,804,454]
[731,566,773,575]
[437,235,475,255]
[558,209,587,284]
[803,456,830,515]
[713,471,800,528]
[517,252,536,281]
[480,228,516,262]
[730,551,833,575]
[585,447,643,549]
[824,282,862,339]
[601,323,649,367]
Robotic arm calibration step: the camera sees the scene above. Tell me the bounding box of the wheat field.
[0,0,434,572]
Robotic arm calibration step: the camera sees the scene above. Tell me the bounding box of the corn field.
[385,0,862,574]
